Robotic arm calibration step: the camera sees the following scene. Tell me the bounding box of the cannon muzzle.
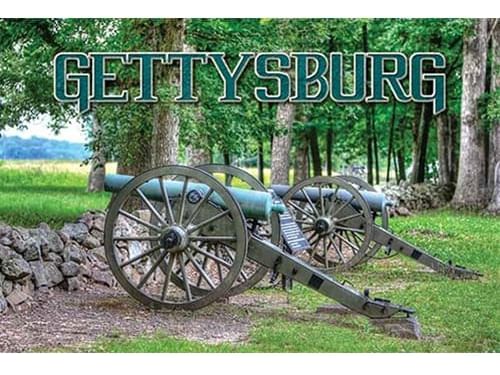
[105,174,286,221]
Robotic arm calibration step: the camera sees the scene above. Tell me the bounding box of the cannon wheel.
[337,175,390,261]
[282,176,373,271]
[104,165,248,310]
[195,164,281,296]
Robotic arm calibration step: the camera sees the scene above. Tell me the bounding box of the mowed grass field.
[1,160,499,352]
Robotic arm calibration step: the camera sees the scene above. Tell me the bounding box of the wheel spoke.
[137,248,168,289]
[331,196,354,218]
[114,236,160,242]
[300,188,320,217]
[184,188,214,227]
[332,224,365,234]
[178,253,193,301]
[161,253,176,301]
[336,212,363,223]
[323,237,328,267]
[189,235,236,242]
[335,231,361,254]
[288,201,316,220]
[188,244,232,268]
[214,245,224,282]
[135,188,167,226]
[187,209,230,233]
[326,186,341,216]
[158,176,176,225]
[177,177,190,225]
[118,209,162,232]
[318,185,325,216]
[119,244,162,268]
[185,250,216,289]
[328,235,347,263]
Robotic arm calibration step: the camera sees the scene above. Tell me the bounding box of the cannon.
[104,165,415,318]
[273,175,481,278]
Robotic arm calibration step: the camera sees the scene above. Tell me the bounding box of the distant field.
[0,160,114,227]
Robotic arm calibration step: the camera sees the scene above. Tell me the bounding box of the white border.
[0,0,498,18]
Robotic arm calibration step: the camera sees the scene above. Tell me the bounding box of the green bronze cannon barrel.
[105,174,286,221]
[271,184,392,213]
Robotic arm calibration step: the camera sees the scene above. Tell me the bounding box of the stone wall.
[0,212,114,314]
[382,182,455,215]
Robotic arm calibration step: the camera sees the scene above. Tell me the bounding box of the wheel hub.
[161,226,189,253]
[314,217,332,234]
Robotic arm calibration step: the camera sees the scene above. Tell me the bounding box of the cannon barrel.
[105,174,286,221]
[271,184,392,213]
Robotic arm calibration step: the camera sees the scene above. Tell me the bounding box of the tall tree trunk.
[326,127,334,176]
[449,114,459,182]
[437,113,452,186]
[411,102,432,183]
[186,146,211,166]
[371,106,380,184]
[223,152,231,166]
[294,131,309,183]
[386,101,397,183]
[487,21,500,213]
[410,103,423,182]
[271,103,295,184]
[453,19,489,208]
[257,139,265,183]
[366,108,374,185]
[87,108,105,192]
[396,119,407,182]
[150,19,185,168]
[309,126,322,176]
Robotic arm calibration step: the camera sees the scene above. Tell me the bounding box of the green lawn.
[1,160,499,352]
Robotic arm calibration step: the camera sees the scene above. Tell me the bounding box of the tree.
[271,103,295,184]
[487,20,500,213]
[452,19,489,208]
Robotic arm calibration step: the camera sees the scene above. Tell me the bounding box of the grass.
[1,160,499,352]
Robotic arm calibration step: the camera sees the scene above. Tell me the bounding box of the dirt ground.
[0,284,296,352]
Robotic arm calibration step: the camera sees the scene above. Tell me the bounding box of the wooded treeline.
[0,18,498,212]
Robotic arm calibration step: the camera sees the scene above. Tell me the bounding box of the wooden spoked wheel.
[195,164,280,296]
[104,166,248,310]
[338,175,390,261]
[282,176,373,271]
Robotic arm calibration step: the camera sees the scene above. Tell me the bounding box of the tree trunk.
[436,113,452,186]
[150,19,185,168]
[257,139,265,183]
[396,118,406,182]
[294,131,309,184]
[410,103,423,182]
[452,19,489,208]
[487,21,500,213]
[186,145,211,166]
[386,101,397,183]
[411,102,432,183]
[371,106,380,184]
[309,126,322,176]
[366,107,374,185]
[326,127,334,176]
[449,114,459,182]
[86,109,106,192]
[271,103,295,184]
[223,152,231,166]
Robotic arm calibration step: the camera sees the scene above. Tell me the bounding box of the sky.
[1,115,87,144]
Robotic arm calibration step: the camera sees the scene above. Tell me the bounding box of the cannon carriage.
[103,164,480,319]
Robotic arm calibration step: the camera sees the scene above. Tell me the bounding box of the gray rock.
[0,236,12,247]
[9,229,27,254]
[60,223,89,243]
[370,316,422,340]
[92,215,105,232]
[23,238,42,261]
[2,279,13,296]
[0,244,15,263]
[82,234,101,249]
[45,262,64,287]
[6,289,30,309]
[63,243,84,264]
[89,228,104,243]
[1,256,32,280]
[38,223,65,255]
[91,270,114,287]
[57,230,70,245]
[60,261,80,277]
[79,263,92,278]
[62,277,80,291]
[44,252,63,265]
[89,246,107,263]
[77,212,95,230]
[0,222,12,237]
[0,292,7,313]
[30,260,48,288]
